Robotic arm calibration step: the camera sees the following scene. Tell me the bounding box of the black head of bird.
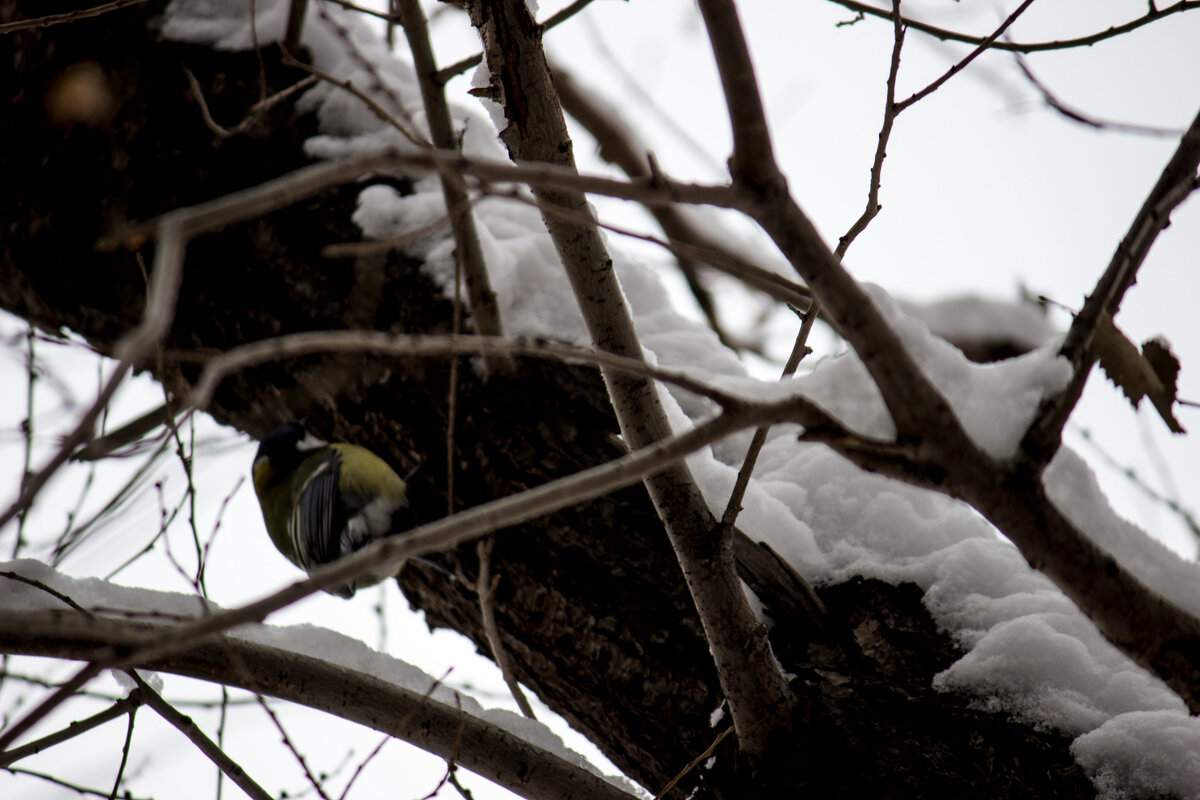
[251,422,411,598]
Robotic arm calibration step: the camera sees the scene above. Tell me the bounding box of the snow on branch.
[0,561,638,800]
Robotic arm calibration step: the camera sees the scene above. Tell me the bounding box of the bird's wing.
[288,451,341,571]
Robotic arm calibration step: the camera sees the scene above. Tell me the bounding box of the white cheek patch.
[337,495,410,596]
[339,496,406,556]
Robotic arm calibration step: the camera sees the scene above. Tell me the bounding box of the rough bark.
[0,3,1096,797]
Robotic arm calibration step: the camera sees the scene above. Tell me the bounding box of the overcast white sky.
[2,1,1199,798]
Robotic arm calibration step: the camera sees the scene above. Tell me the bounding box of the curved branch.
[0,609,637,800]
[824,0,1200,53]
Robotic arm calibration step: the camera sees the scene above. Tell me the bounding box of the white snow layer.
[159,1,1200,796]
[0,558,622,788]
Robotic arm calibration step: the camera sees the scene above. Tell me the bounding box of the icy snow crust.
[161,1,1200,796]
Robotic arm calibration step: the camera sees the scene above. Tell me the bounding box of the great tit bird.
[251,422,413,598]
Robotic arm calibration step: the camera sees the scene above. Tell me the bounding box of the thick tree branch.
[396,0,504,346]
[697,0,975,453]
[461,0,796,762]
[0,610,637,800]
[697,0,1200,720]
[552,64,733,348]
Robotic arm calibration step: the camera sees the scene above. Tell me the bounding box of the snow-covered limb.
[5,0,1200,796]
[0,562,638,800]
[696,0,1200,717]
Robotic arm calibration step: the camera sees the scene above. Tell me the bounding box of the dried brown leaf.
[1142,338,1186,433]
[1094,312,1163,408]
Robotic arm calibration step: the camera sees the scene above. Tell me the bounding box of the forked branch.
[696,0,1200,714]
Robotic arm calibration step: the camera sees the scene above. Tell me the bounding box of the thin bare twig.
[313,0,419,132]
[447,239,463,516]
[5,767,152,800]
[70,402,175,461]
[719,302,821,531]
[0,219,187,535]
[0,694,143,768]
[322,197,477,258]
[654,726,736,800]
[0,0,152,33]
[0,572,93,616]
[128,672,273,800]
[1014,55,1183,137]
[188,332,749,412]
[895,0,1037,112]
[257,694,334,800]
[108,699,137,800]
[281,55,427,146]
[249,0,268,101]
[433,0,598,84]
[475,537,536,719]
[1072,425,1200,544]
[323,0,394,22]
[823,0,1200,53]
[183,67,317,140]
[836,0,904,255]
[13,325,36,559]
[474,182,811,309]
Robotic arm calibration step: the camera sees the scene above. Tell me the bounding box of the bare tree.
[1,1,1198,798]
